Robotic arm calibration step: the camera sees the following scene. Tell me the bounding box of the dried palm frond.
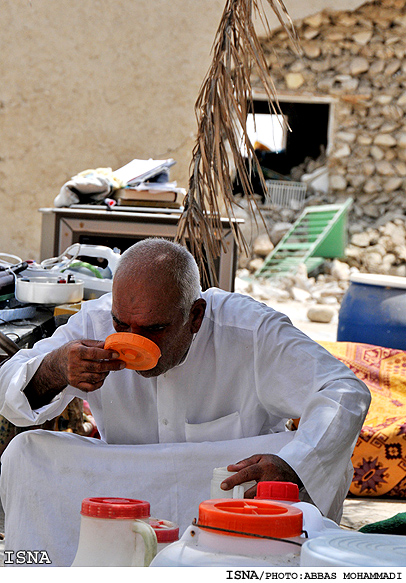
[176,0,301,287]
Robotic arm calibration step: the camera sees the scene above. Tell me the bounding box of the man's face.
[111,272,203,377]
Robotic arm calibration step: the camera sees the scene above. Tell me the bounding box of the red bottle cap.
[255,481,300,502]
[80,497,150,519]
[148,518,179,543]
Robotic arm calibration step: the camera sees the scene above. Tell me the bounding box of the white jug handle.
[232,485,245,499]
[132,519,158,567]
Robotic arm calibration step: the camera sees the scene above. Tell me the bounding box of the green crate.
[255,198,352,280]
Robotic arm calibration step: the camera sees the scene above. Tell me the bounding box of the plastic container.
[210,466,257,499]
[300,531,406,567]
[265,180,307,210]
[150,498,304,567]
[104,332,161,371]
[71,497,157,567]
[15,276,84,305]
[148,518,179,553]
[255,481,340,540]
[337,273,406,349]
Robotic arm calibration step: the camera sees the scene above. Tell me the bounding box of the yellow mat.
[320,341,406,498]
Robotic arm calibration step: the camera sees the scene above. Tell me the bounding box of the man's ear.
[189,298,206,334]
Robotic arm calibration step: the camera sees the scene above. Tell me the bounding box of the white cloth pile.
[54,168,123,207]
[1,429,300,567]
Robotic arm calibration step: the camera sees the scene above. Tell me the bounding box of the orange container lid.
[105,332,161,370]
[198,499,303,539]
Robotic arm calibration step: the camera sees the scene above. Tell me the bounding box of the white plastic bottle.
[71,497,157,567]
[210,466,256,499]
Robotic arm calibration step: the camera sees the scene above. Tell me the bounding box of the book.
[117,199,183,209]
[113,158,176,186]
[116,186,185,209]
[117,188,184,203]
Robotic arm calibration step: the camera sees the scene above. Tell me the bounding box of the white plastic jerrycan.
[255,482,341,540]
[71,497,157,567]
[210,466,256,499]
[150,498,304,567]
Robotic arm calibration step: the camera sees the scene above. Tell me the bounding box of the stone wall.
[255,0,406,233]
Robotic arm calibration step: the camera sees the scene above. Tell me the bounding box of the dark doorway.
[250,99,330,176]
[233,99,331,200]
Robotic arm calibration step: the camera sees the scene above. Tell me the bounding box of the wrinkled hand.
[221,454,302,498]
[26,339,127,409]
[51,339,126,392]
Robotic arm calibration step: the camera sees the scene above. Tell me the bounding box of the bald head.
[114,239,201,321]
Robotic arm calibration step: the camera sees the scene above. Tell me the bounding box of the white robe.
[0,288,370,566]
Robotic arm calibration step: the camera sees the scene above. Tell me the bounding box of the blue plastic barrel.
[337,273,406,350]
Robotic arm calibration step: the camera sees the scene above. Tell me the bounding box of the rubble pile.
[253,0,406,231]
[242,216,406,278]
[236,257,351,324]
[345,218,406,275]
[233,213,406,326]
[233,0,406,325]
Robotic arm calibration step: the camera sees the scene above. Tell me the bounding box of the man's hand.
[221,454,303,498]
[47,339,126,392]
[24,339,125,409]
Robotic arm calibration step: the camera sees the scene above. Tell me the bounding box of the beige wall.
[1,0,364,261]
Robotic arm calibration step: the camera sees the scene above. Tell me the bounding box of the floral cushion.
[320,341,406,498]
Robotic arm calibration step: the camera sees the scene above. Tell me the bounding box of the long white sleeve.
[253,312,371,517]
[0,295,113,426]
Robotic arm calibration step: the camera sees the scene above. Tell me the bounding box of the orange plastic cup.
[105,332,161,371]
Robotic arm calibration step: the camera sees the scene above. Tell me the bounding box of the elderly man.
[0,238,370,566]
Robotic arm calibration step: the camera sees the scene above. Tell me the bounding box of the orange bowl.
[105,333,161,371]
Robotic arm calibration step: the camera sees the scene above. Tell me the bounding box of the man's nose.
[129,324,143,336]
[129,326,154,343]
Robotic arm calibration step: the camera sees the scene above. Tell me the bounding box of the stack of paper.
[113,158,186,208]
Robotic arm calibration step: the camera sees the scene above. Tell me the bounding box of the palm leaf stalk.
[176,0,301,287]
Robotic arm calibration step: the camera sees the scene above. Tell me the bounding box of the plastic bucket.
[337,273,406,349]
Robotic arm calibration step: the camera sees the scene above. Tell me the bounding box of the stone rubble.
[232,0,406,325]
[236,215,406,324]
[345,218,406,275]
[235,252,353,327]
[250,0,406,232]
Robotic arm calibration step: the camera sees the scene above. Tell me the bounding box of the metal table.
[0,307,56,364]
